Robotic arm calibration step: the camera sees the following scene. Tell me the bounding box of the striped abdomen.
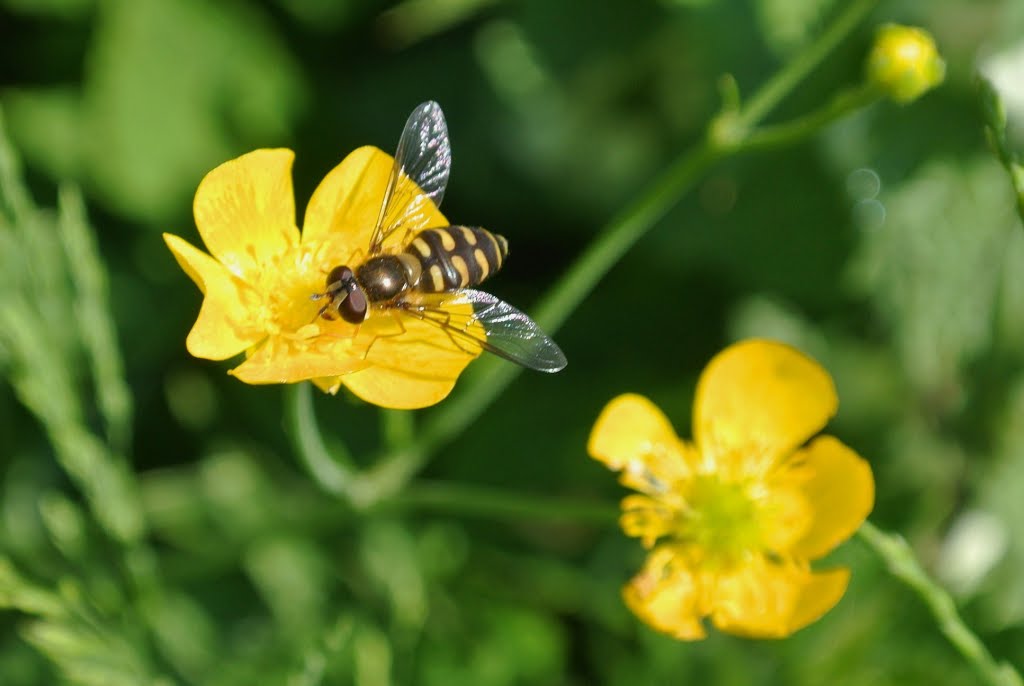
[405,226,509,293]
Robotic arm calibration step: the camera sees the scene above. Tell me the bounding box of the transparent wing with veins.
[369,101,452,254]
[397,289,567,373]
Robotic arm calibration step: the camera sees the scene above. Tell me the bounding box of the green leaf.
[57,185,133,453]
[245,536,329,642]
[359,520,428,631]
[22,618,168,686]
[0,110,144,545]
[0,557,65,616]
[979,75,1024,223]
[140,590,220,681]
[3,0,306,223]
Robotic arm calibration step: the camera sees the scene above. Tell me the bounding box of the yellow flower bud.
[866,24,945,104]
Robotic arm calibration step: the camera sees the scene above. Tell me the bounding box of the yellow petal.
[784,567,850,634]
[337,312,477,409]
[711,559,849,638]
[694,339,837,470]
[623,546,706,640]
[311,376,343,394]
[620,494,677,548]
[229,337,369,385]
[302,146,448,257]
[193,149,299,282]
[163,233,263,360]
[588,394,694,494]
[339,367,456,410]
[790,436,874,560]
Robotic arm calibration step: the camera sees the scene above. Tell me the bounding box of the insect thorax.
[355,254,419,303]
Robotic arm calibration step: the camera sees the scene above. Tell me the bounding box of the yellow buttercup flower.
[588,339,874,640]
[164,147,480,409]
[866,24,945,104]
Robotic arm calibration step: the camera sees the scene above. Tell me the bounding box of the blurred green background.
[2,0,1024,684]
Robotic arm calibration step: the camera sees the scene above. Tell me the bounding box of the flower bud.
[866,24,945,104]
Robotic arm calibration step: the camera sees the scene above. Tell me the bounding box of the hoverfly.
[312,101,567,373]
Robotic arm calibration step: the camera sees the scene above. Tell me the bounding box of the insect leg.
[397,301,479,356]
[362,310,408,360]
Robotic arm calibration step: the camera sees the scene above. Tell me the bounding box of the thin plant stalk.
[858,521,1024,686]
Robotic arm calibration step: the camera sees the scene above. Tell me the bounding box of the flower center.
[678,474,764,566]
[241,244,327,338]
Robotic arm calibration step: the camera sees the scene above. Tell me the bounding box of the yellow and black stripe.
[406,226,509,293]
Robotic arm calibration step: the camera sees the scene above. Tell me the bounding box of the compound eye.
[326,265,353,288]
[339,286,368,324]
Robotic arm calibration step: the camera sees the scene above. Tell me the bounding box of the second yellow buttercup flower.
[589,339,874,640]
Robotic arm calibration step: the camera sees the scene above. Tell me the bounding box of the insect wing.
[370,101,452,253]
[401,290,567,373]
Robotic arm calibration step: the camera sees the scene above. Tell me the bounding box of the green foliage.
[3,0,304,221]
[980,76,1024,222]
[0,112,142,544]
[2,0,1024,684]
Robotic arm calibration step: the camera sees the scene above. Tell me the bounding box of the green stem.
[385,481,620,523]
[353,139,717,503]
[742,84,880,152]
[380,409,415,453]
[423,140,717,464]
[737,0,880,129]
[355,1,880,505]
[286,383,358,498]
[858,521,1023,686]
[978,76,1024,224]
